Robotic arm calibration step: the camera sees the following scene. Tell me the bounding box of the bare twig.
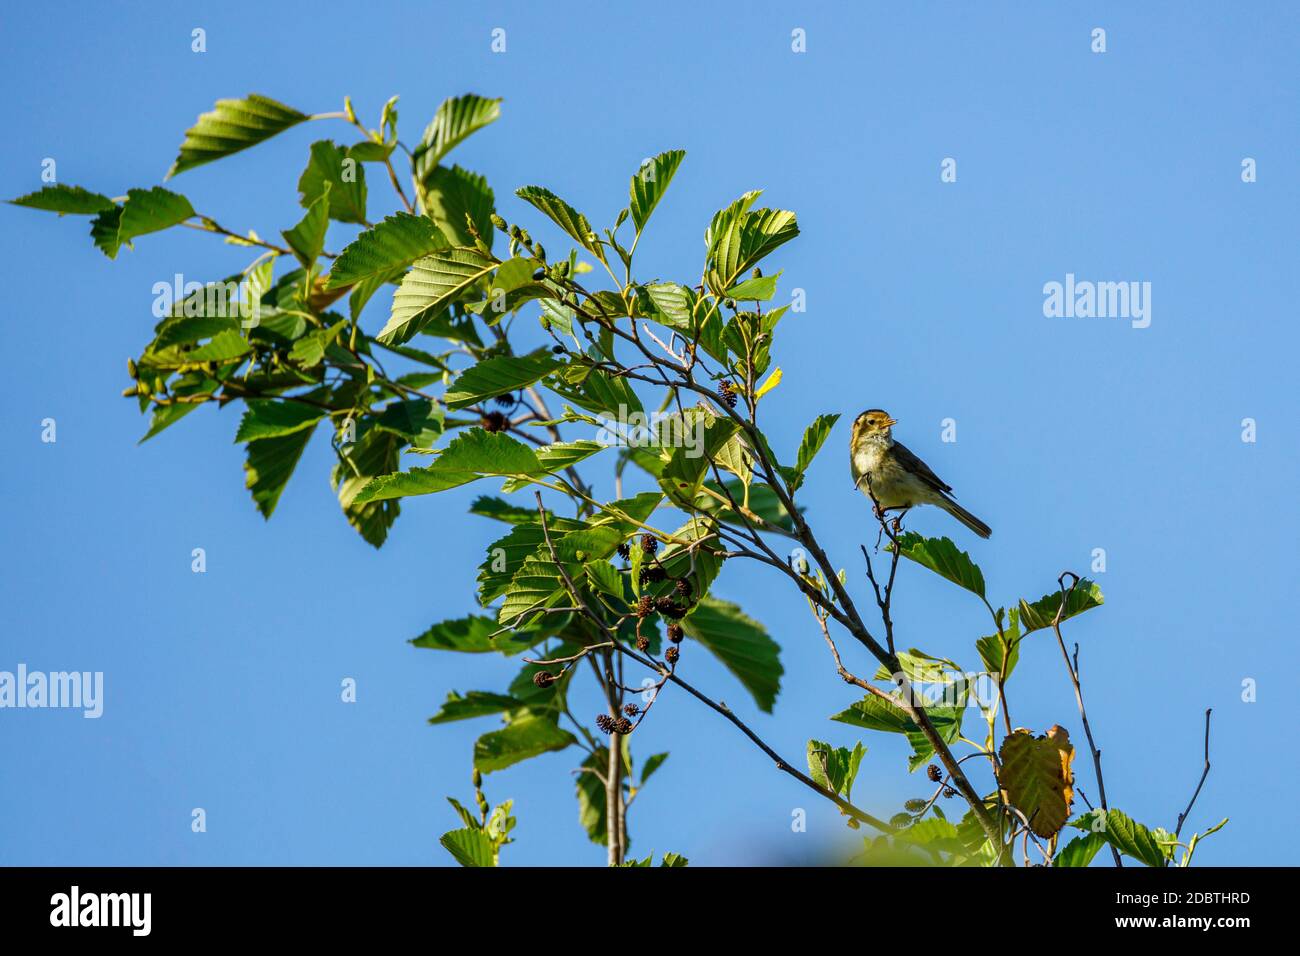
[1173,709,1213,845]
[1050,572,1121,867]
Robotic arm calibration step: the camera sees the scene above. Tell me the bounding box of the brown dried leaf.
[998,725,1075,838]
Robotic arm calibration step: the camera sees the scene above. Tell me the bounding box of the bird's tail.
[940,496,991,539]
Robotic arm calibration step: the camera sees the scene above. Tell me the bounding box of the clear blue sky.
[2,1,1296,866]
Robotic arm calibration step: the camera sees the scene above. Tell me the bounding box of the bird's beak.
[882,417,898,428]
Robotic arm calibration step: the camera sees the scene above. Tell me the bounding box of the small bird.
[849,409,991,538]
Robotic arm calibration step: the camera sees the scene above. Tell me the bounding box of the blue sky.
[1,1,1296,866]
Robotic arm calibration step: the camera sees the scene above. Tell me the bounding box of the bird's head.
[851,409,897,446]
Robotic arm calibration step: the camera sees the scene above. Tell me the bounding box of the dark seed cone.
[927,764,942,783]
[665,645,680,664]
[640,566,667,585]
[942,787,957,799]
[635,634,650,651]
[480,410,508,432]
[640,533,658,556]
[532,670,556,689]
[718,380,737,408]
[655,597,686,619]
[674,578,693,598]
[493,394,515,408]
[614,716,634,735]
[595,714,615,735]
[636,595,655,618]
[616,542,631,560]
[623,703,640,716]
[666,624,684,644]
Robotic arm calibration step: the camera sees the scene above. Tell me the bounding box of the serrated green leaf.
[378,247,496,345]
[1053,832,1106,868]
[325,212,447,290]
[91,187,195,259]
[234,400,324,442]
[640,752,669,785]
[630,149,685,232]
[428,690,524,724]
[474,715,576,773]
[413,94,502,188]
[8,184,115,215]
[1072,808,1167,868]
[705,191,799,295]
[681,597,782,713]
[281,182,331,269]
[168,94,308,177]
[355,429,541,503]
[1019,580,1105,633]
[423,164,495,248]
[516,185,601,257]
[892,532,985,598]
[444,351,562,410]
[409,614,540,654]
[792,413,839,490]
[725,270,780,301]
[243,424,316,518]
[439,827,497,867]
[374,398,443,446]
[297,140,368,225]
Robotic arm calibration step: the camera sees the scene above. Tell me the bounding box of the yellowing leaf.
[754,367,783,399]
[999,725,1075,838]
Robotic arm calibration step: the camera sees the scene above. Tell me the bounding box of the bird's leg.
[891,509,909,535]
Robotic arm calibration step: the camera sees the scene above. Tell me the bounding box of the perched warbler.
[849,409,991,538]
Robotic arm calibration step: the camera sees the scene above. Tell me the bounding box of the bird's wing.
[891,441,953,495]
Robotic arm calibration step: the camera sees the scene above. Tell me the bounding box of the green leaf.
[576,747,613,846]
[975,608,1021,679]
[413,94,502,188]
[91,187,195,259]
[641,752,669,785]
[657,412,740,505]
[324,213,447,290]
[477,516,587,603]
[234,400,324,442]
[444,351,562,410]
[474,715,576,773]
[629,149,685,232]
[516,185,601,257]
[792,413,839,490]
[705,191,799,295]
[8,184,115,215]
[281,182,331,269]
[1019,580,1105,633]
[354,429,542,503]
[1073,809,1168,868]
[470,496,544,525]
[439,827,497,867]
[374,398,443,446]
[681,597,782,713]
[243,424,316,518]
[497,553,572,627]
[428,690,524,724]
[892,532,985,598]
[423,164,495,248]
[332,425,404,547]
[642,282,696,331]
[410,614,539,655]
[297,140,368,225]
[807,740,866,800]
[725,270,780,301]
[167,93,308,178]
[499,439,605,492]
[831,694,964,766]
[378,247,496,345]
[1054,832,1106,868]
